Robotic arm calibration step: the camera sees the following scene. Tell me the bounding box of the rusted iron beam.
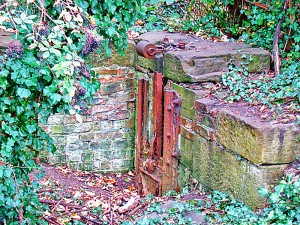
[136,78,149,187]
[162,89,181,193]
[151,72,163,159]
[139,167,162,197]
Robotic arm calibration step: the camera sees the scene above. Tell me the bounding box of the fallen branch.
[43,216,62,225]
[40,199,82,209]
[51,198,63,213]
[245,1,270,10]
[118,196,141,214]
[273,0,289,76]
[79,213,102,225]
[128,202,147,216]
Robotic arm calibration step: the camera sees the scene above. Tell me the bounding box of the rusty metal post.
[162,90,181,193]
[151,72,163,159]
[136,78,149,194]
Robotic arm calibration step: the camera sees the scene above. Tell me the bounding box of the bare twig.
[50,198,63,213]
[79,213,103,225]
[273,0,289,76]
[40,199,82,209]
[43,216,62,225]
[128,202,147,216]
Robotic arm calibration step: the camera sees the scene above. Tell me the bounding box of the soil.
[36,164,209,225]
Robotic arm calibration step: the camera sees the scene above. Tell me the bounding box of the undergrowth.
[221,57,299,111]
[137,0,299,110]
[121,166,300,225]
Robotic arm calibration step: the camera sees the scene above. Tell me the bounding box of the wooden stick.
[40,199,82,209]
[79,214,103,225]
[273,0,289,76]
[128,202,147,216]
[43,216,62,225]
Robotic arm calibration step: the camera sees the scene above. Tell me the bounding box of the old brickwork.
[42,66,136,172]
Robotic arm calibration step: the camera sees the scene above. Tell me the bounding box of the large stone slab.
[216,109,300,165]
[137,31,270,82]
[164,42,270,82]
[137,31,203,45]
[191,135,287,209]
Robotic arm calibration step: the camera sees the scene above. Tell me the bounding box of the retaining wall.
[136,32,300,208]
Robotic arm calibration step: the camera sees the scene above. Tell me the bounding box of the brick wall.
[42,66,136,172]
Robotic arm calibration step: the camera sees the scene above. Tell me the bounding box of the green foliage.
[0,0,144,224]
[122,169,300,224]
[221,56,299,110]
[207,171,300,224]
[122,200,198,225]
[132,0,187,34]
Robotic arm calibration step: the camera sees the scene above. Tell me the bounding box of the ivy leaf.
[26,124,37,134]
[49,48,61,57]
[43,51,50,58]
[106,27,116,36]
[74,0,89,10]
[17,88,31,98]
[258,187,269,197]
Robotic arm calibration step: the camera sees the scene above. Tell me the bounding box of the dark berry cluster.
[77,87,86,96]
[6,40,24,59]
[78,64,91,79]
[35,26,49,42]
[81,34,99,57]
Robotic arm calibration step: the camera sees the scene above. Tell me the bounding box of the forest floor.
[36,164,213,225]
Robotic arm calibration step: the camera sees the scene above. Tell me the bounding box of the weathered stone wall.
[40,42,137,172]
[42,66,136,172]
[136,32,300,208]
[2,30,299,208]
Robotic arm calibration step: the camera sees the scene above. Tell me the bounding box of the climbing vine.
[0,0,144,224]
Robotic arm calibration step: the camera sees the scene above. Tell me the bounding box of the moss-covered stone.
[89,41,136,67]
[171,83,196,119]
[191,135,287,209]
[216,109,300,165]
[137,55,156,71]
[51,125,63,134]
[162,35,270,83]
[179,131,194,169]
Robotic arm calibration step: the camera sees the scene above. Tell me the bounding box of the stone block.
[194,123,215,141]
[111,159,133,171]
[195,114,216,129]
[63,115,76,124]
[81,151,94,162]
[191,136,287,208]
[100,82,123,95]
[170,83,196,119]
[180,117,195,131]
[80,132,95,141]
[50,125,63,134]
[195,99,216,114]
[136,55,157,71]
[66,151,81,162]
[89,41,136,67]
[162,36,270,83]
[216,109,300,165]
[73,123,93,133]
[112,139,128,150]
[108,110,130,120]
[47,115,64,125]
[233,49,270,72]
[179,130,195,169]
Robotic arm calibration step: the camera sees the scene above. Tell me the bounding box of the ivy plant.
[0,0,144,224]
